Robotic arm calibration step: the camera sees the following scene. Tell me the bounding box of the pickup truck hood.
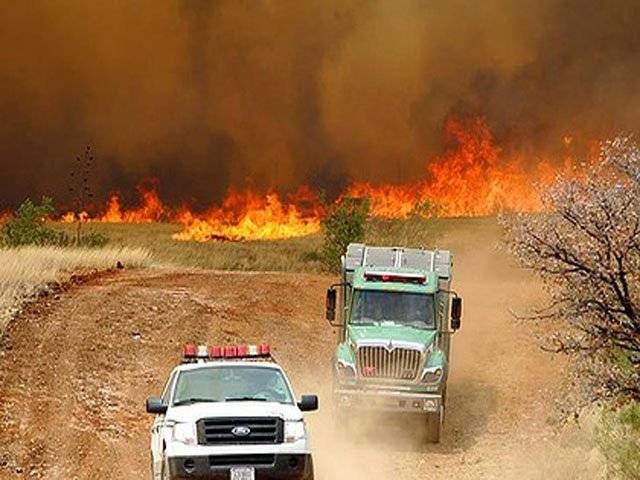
[167,401,303,423]
[348,325,436,351]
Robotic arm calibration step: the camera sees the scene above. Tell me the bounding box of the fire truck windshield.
[350,290,435,329]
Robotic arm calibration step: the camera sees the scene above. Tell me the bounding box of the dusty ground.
[0,228,605,479]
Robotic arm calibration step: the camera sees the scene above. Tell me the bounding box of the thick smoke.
[1,0,639,210]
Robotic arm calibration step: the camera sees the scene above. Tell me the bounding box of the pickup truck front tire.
[303,456,315,480]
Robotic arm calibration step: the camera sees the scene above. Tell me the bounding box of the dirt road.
[0,227,604,479]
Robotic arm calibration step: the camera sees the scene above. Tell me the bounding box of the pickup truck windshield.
[172,366,293,406]
[351,290,435,329]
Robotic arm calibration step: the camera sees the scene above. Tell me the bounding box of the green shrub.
[1,197,67,247]
[596,403,640,479]
[1,197,109,248]
[320,196,369,271]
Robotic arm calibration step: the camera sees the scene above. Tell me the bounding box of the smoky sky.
[1,0,639,210]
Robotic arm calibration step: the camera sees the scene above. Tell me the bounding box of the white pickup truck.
[146,344,317,480]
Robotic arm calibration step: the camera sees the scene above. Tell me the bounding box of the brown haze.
[1,0,639,209]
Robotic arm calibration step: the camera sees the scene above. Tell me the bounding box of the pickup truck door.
[150,415,164,479]
[151,371,177,479]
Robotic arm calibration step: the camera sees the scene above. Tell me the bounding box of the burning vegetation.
[2,1,639,231]
[56,117,576,242]
[346,117,571,218]
[0,210,12,223]
[172,190,323,242]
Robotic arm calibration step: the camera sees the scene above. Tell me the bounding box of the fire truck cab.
[146,344,317,480]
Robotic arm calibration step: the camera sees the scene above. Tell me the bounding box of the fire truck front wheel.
[425,407,443,443]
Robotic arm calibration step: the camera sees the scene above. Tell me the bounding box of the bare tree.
[503,137,640,401]
[68,145,94,244]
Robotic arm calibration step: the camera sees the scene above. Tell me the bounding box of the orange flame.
[347,117,563,218]
[61,186,166,224]
[0,209,12,222]
[173,189,322,242]
[61,212,75,223]
[51,116,575,241]
[60,211,91,223]
[98,186,165,223]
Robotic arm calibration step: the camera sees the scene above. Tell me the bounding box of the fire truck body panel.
[328,243,461,442]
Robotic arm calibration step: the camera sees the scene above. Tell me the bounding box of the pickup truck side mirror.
[146,397,168,415]
[451,297,462,330]
[325,288,337,322]
[298,395,319,412]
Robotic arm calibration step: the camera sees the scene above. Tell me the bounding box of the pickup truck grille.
[197,417,283,445]
[356,346,422,380]
[209,454,276,467]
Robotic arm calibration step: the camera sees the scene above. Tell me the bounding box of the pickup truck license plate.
[230,467,255,480]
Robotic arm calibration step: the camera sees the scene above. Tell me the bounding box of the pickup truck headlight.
[172,422,197,445]
[284,420,306,443]
[421,367,443,384]
[335,361,356,380]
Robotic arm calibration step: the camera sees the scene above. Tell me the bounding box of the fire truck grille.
[197,417,283,445]
[356,346,422,380]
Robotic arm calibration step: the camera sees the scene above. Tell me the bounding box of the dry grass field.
[0,216,495,337]
[49,216,495,271]
[0,246,151,332]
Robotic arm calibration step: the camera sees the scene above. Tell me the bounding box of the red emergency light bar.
[183,343,272,362]
[364,271,426,284]
[209,345,222,358]
[183,343,197,358]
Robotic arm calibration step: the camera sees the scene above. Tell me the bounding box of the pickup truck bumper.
[167,453,312,480]
[334,388,441,413]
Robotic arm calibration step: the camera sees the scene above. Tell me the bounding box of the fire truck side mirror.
[451,297,462,330]
[326,288,337,322]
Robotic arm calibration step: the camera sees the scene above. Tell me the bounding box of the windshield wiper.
[173,397,220,406]
[225,396,268,402]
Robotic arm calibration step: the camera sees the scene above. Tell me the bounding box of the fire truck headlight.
[421,367,443,384]
[335,361,356,380]
[423,399,438,412]
[172,422,197,445]
[284,420,306,443]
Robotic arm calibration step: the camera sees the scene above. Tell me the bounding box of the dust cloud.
[1,1,639,208]
[294,222,605,479]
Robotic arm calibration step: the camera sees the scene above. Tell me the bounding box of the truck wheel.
[303,456,315,480]
[441,386,448,422]
[425,408,443,443]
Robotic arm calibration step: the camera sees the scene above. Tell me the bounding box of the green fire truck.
[325,243,462,442]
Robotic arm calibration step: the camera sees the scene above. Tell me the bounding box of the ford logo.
[231,426,251,437]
